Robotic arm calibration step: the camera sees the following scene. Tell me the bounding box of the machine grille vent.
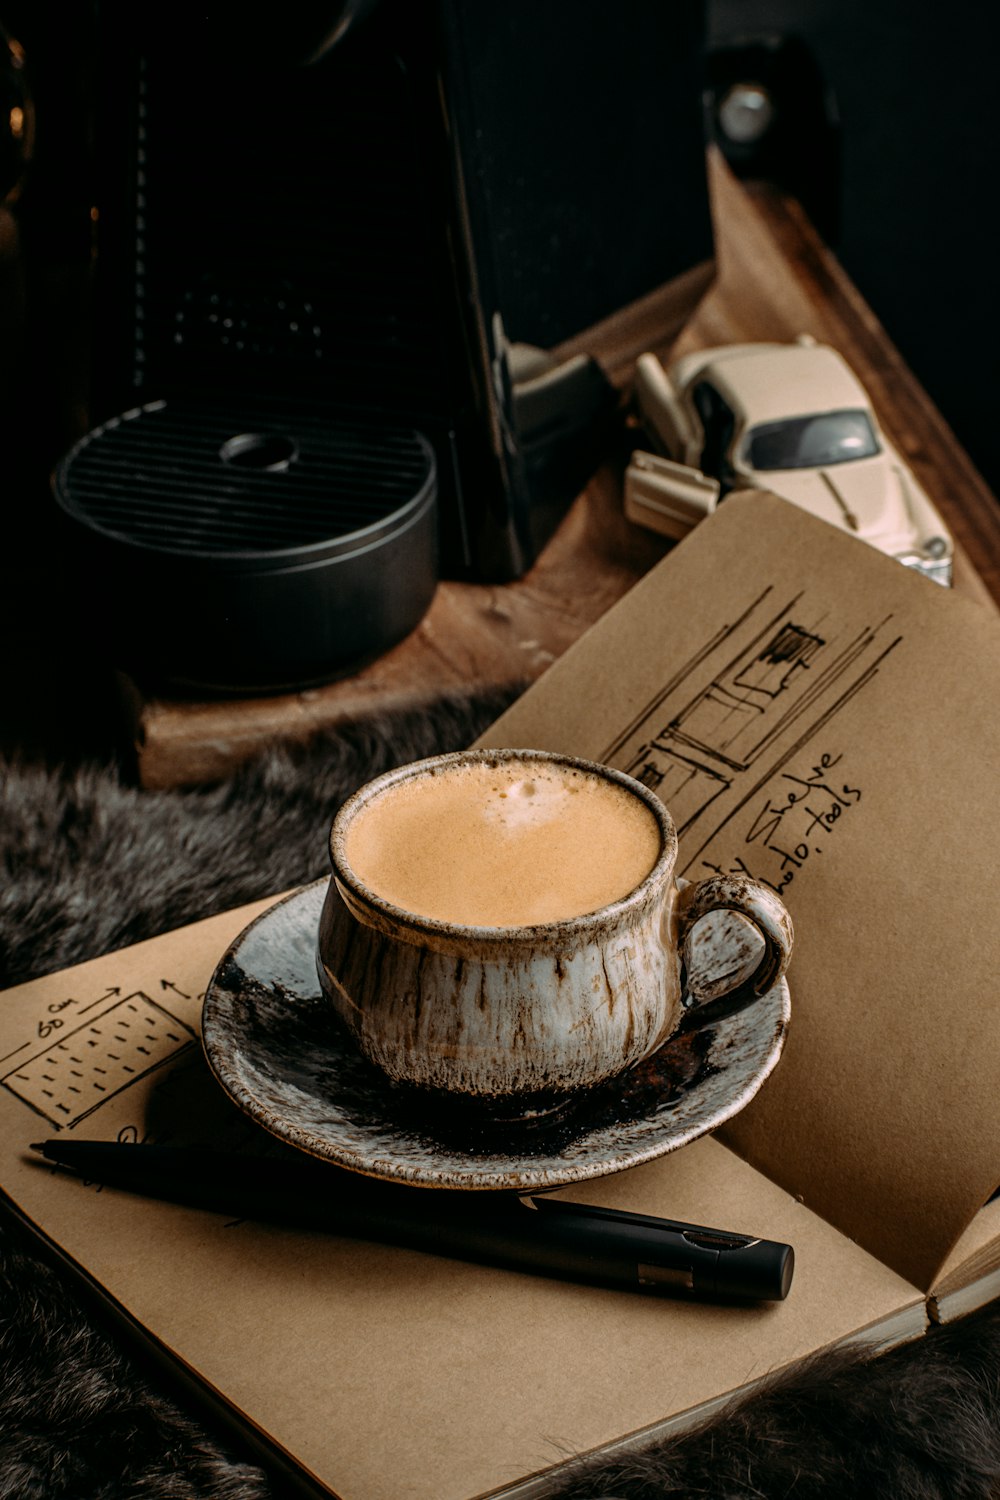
[54,400,435,558]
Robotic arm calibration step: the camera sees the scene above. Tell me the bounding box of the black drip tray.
[53,399,438,692]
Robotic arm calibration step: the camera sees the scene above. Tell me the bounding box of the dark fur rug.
[3,689,1000,1500]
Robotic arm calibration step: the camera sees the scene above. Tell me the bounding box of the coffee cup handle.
[675,873,793,1027]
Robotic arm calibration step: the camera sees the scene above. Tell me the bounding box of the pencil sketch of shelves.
[602,586,901,870]
[1,991,197,1129]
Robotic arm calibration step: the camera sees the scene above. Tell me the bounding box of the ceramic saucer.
[201,880,790,1192]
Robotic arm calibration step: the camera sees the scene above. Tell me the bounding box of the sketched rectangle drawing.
[1,992,197,1129]
[602,586,901,867]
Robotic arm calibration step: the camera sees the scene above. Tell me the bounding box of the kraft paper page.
[1,901,921,1500]
[481,492,1000,1291]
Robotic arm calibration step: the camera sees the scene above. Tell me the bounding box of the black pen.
[29,1141,794,1302]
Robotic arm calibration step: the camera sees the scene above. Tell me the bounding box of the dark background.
[4,0,998,492]
[1,0,998,762]
[708,0,999,493]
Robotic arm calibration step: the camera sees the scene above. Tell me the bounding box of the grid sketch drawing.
[1,991,197,1129]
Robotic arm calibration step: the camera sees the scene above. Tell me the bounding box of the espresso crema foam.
[344,759,662,927]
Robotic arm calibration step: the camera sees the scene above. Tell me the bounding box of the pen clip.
[523,1195,755,1249]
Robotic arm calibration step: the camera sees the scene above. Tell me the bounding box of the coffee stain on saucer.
[201,880,789,1192]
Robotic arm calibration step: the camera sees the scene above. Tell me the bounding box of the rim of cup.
[328,747,678,949]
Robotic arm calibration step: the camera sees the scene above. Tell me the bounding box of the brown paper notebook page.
[0,909,922,1500]
[2,493,999,1499]
[480,490,1000,1293]
[931,1197,1000,1321]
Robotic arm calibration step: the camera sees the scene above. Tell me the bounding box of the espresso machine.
[44,0,714,689]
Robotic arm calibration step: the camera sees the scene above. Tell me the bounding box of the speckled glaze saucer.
[201,880,791,1191]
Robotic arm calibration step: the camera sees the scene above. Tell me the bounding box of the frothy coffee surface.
[344,758,662,927]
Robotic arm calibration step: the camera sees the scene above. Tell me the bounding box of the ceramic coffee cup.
[316,748,793,1114]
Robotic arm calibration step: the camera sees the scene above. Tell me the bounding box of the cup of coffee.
[316,748,792,1114]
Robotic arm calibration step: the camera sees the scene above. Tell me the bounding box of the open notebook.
[2,493,999,1500]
